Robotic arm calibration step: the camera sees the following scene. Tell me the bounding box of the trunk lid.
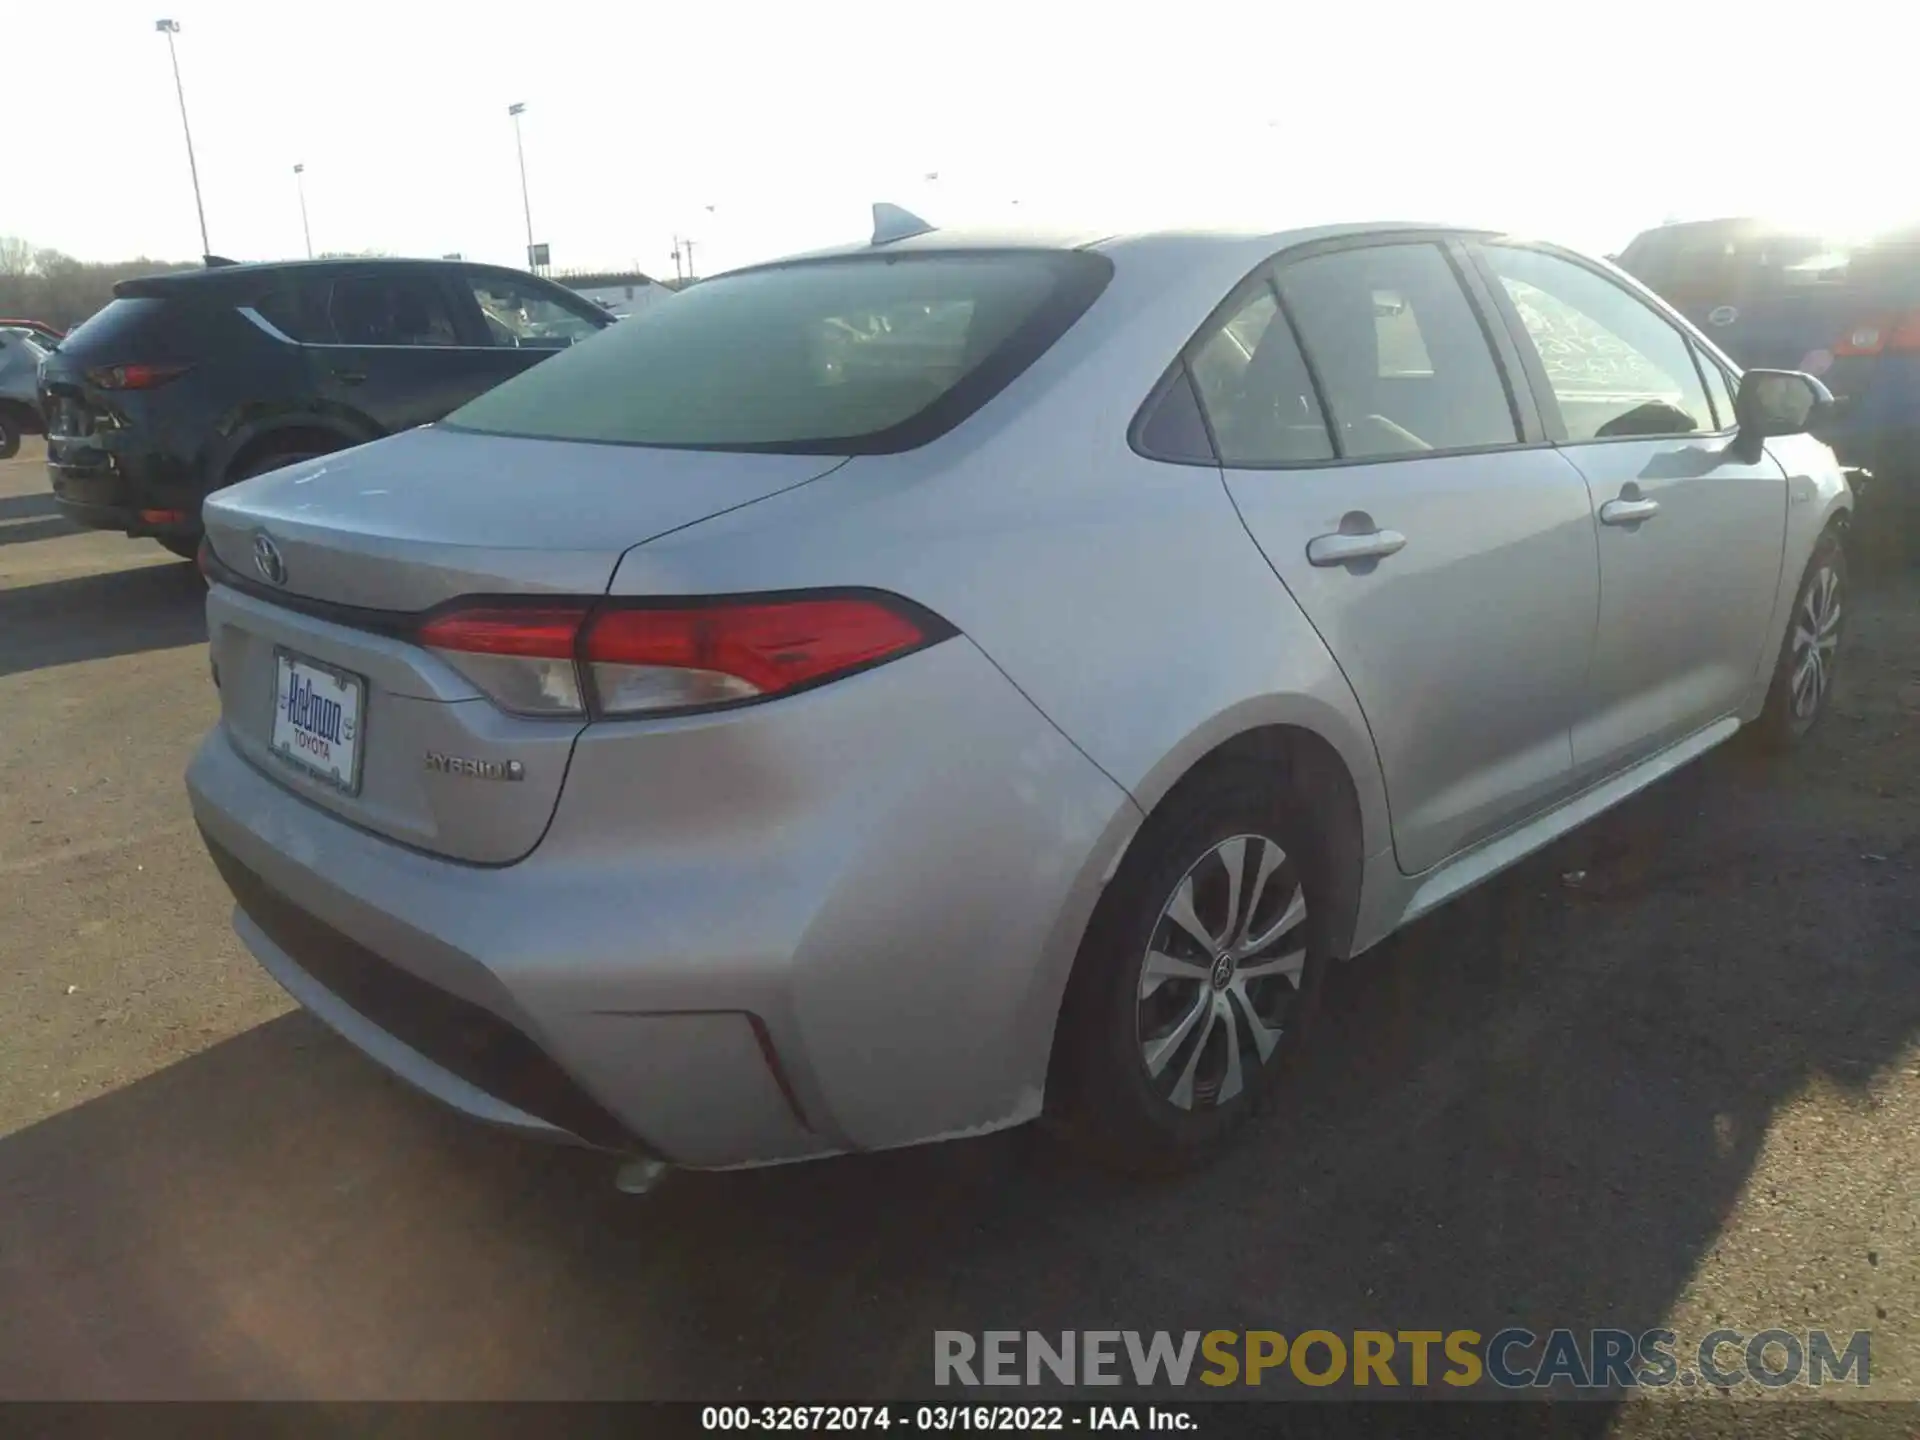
[202,425,846,611]
[202,425,847,863]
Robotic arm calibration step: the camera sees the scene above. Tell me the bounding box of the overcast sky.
[6,0,1909,278]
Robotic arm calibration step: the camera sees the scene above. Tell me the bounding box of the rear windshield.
[1621,224,1841,296]
[444,251,1113,453]
[58,296,205,359]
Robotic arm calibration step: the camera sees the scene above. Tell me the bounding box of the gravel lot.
[1,437,1915,1426]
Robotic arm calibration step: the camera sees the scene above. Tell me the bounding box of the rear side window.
[255,280,336,343]
[1278,244,1518,458]
[327,275,461,347]
[1187,283,1333,465]
[446,251,1113,453]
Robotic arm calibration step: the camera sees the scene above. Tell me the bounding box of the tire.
[1047,759,1331,1175]
[1752,531,1848,750]
[0,409,19,460]
[162,448,327,566]
[234,449,325,481]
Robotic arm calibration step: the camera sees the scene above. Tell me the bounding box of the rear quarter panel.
[601,242,1392,1125]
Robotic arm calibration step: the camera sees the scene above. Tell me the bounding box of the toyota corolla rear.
[185,243,1140,1169]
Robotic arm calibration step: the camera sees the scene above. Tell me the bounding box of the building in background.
[553,269,673,319]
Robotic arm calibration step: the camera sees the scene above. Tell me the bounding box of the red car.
[0,318,63,343]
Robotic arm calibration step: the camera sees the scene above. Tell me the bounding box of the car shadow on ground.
[0,562,206,678]
[0,581,1913,1408]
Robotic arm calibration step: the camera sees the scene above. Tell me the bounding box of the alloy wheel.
[1135,833,1309,1111]
[1790,563,1843,722]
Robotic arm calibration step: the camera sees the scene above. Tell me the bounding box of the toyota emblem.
[1707,305,1739,327]
[251,531,288,587]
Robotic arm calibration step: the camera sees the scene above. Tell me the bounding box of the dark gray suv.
[39,257,612,557]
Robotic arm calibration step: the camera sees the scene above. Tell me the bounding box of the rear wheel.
[0,409,20,460]
[235,449,326,480]
[1753,532,1847,750]
[157,447,331,563]
[1048,760,1330,1174]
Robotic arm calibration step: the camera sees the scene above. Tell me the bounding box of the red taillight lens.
[86,362,191,390]
[416,605,591,658]
[415,594,940,719]
[1889,310,1920,353]
[1834,309,1920,357]
[417,604,592,716]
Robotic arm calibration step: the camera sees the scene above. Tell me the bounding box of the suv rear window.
[445,251,1113,453]
[58,297,190,357]
[1620,223,1839,298]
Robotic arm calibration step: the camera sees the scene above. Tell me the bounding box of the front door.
[1472,243,1789,779]
[1202,239,1600,875]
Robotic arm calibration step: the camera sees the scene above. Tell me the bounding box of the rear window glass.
[1622,224,1840,296]
[445,251,1112,453]
[59,297,184,356]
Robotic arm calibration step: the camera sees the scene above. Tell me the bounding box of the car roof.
[733,218,1500,277]
[112,255,539,300]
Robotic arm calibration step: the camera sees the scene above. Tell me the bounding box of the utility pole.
[293,163,313,259]
[671,236,683,283]
[155,20,210,260]
[682,237,695,280]
[507,102,535,265]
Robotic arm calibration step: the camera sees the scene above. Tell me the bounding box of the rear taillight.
[416,604,593,716]
[416,594,943,719]
[86,362,191,390]
[1833,309,1920,356]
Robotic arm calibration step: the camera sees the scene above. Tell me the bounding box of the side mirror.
[1735,368,1834,440]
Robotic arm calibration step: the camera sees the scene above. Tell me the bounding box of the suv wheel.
[1048,759,1329,1174]
[0,408,20,460]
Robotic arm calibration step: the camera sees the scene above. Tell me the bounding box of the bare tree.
[0,236,197,329]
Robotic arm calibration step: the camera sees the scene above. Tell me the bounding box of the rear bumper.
[185,636,1138,1169]
[48,451,206,537]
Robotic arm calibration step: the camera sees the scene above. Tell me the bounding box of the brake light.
[1833,309,1920,356]
[86,362,191,390]
[415,594,941,719]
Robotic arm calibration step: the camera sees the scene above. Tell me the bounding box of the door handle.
[332,368,368,385]
[1306,528,1407,566]
[1599,497,1660,525]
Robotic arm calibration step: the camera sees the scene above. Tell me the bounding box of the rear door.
[1202,238,1601,875]
[1472,242,1787,779]
[307,268,513,432]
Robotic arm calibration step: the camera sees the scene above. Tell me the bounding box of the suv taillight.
[1833,310,1920,357]
[416,593,945,719]
[86,362,192,390]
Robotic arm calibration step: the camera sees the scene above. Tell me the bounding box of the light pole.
[507,102,535,267]
[155,19,210,260]
[293,163,312,258]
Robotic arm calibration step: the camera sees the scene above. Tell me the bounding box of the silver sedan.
[186,213,1852,1177]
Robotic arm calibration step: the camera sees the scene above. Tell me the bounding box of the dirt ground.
[0,437,1915,1427]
